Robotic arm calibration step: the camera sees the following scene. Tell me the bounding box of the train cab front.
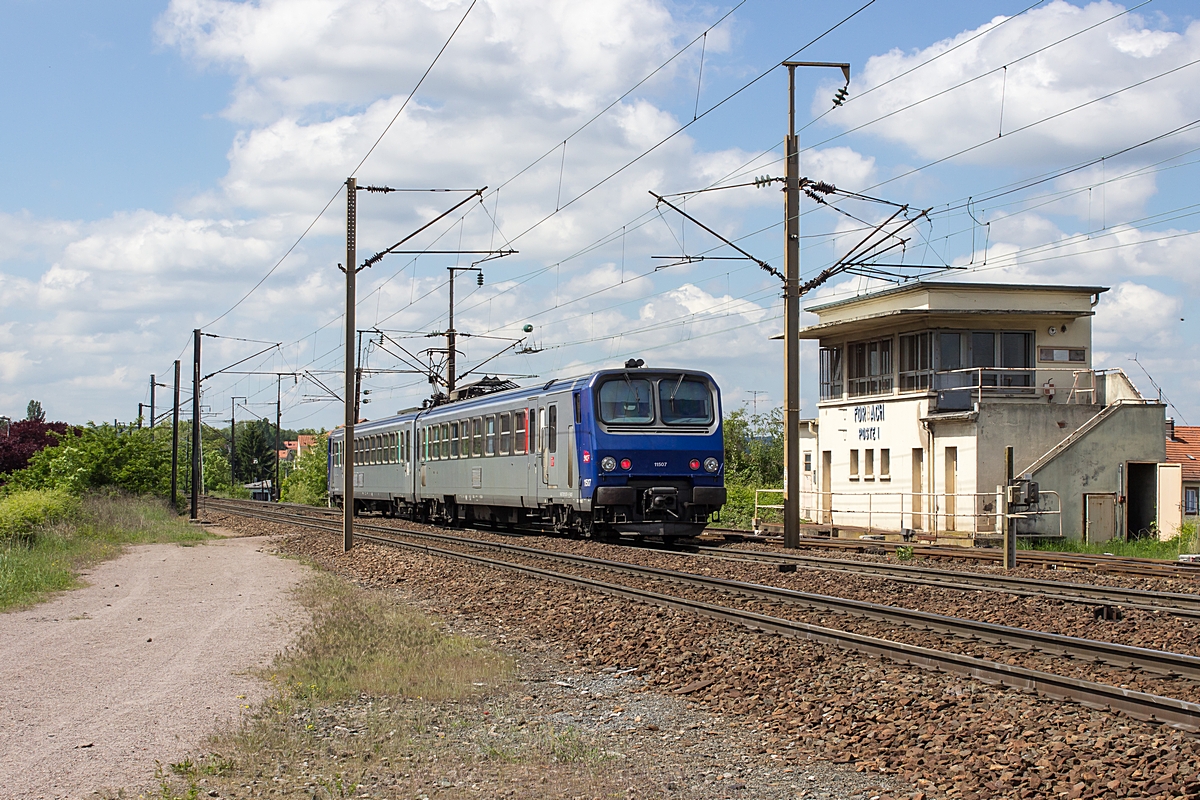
[581,366,726,539]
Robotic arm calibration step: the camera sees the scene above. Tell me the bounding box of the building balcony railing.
[932,367,1148,411]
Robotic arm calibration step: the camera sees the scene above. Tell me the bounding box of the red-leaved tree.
[0,420,72,475]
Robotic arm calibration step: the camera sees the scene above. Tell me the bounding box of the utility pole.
[171,360,180,511]
[191,329,201,520]
[1004,445,1017,570]
[138,404,145,429]
[782,60,850,550]
[343,177,357,552]
[445,266,483,397]
[275,376,282,502]
[230,397,246,488]
[150,374,156,435]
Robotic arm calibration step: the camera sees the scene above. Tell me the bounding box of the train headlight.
[600,456,617,472]
[703,457,720,473]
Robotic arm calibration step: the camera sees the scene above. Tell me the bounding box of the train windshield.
[598,377,653,423]
[659,376,714,425]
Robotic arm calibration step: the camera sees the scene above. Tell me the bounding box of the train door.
[526,398,540,503]
[540,401,566,490]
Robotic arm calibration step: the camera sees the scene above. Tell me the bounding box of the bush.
[0,489,79,543]
[5,424,172,496]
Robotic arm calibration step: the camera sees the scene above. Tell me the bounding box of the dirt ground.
[0,531,310,800]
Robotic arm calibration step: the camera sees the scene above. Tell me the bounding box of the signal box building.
[796,282,1172,543]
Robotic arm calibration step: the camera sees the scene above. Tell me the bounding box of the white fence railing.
[753,488,1061,539]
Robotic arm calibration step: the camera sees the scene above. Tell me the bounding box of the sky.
[2,0,1200,430]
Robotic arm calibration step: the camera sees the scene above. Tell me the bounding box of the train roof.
[330,366,718,437]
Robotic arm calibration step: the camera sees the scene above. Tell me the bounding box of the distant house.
[279,435,317,461]
[1165,421,1200,519]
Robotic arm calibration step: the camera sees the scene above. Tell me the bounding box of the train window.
[598,378,653,423]
[485,415,496,456]
[499,412,512,455]
[547,405,557,453]
[375,434,381,464]
[419,429,426,462]
[441,423,451,459]
[573,393,582,424]
[472,417,483,456]
[450,422,459,458]
[460,419,471,458]
[659,377,714,425]
[530,407,538,452]
[392,431,398,464]
[514,411,527,454]
[405,430,411,462]
[367,435,374,465]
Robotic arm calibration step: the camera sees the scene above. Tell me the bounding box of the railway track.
[696,547,1200,619]
[207,497,1200,731]
[703,528,1200,581]
[215,499,1200,618]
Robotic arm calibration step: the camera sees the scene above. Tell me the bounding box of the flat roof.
[805,281,1108,314]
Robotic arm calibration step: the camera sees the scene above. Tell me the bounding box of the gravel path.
[0,532,310,800]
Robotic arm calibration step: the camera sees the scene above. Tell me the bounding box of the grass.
[1019,520,1200,560]
[142,572,628,800]
[0,491,210,612]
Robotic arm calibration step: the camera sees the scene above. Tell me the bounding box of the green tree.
[25,400,45,422]
[234,419,277,484]
[723,406,784,486]
[282,434,328,506]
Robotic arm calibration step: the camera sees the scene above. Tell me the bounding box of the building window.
[880,448,890,479]
[1039,347,1086,363]
[820,346,844,400]
[804,451,812,472]
[899,332,932,392]
[1187,487,1199,516]
[864,449,875,479]
[848,337,893,397]
[849,449,859,479]
[1000,332,1034,387]
[937,330,1033,389]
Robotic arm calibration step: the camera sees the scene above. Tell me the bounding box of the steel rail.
[205,499,1200,618]
[697,547,1200,619]
[205,498,1200,731]
[741,533,1200,580]
[255,505,1200,679]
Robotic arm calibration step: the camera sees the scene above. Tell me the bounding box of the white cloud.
[1092,280,1183,352]
[823,2,1200,166]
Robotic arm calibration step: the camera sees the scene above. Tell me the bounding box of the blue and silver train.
[327,363,727,539]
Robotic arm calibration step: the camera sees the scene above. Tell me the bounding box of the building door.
[911,448,924,530]
[1085,494,1117,544]
[1158,462,1183,541]
[820,450,832,524]
[1126,462,1157,539]
[944,446,958,532]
